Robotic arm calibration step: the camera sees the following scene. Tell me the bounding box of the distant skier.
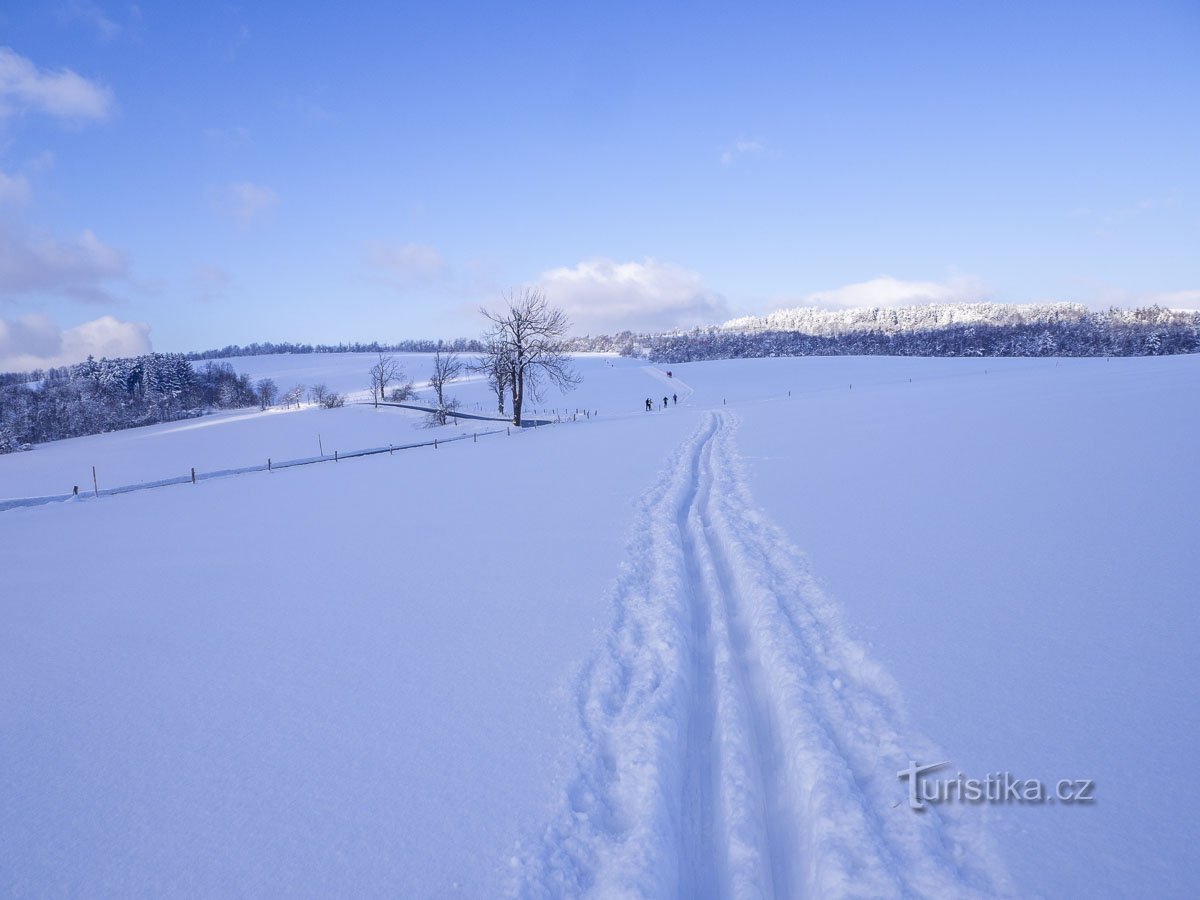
[645,397,653,412]
[662,396,668,409]
[672,393,677,405]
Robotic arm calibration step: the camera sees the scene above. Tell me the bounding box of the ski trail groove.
[516,412,1011,899]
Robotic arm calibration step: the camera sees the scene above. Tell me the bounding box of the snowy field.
[1,352,1198,897]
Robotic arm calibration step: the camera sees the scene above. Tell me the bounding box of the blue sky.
[1,0,1197,368]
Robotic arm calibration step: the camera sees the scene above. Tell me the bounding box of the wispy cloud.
[366,241,448,286]
[0,168,31,205]
[538,257,728,333]
[288,95,333,124]
[0,47,114,122]
[720,138,764,166]
[192,264,232,303]
[1087,285,1200,312]
[211,181,278,227]
[202,125,252,151]
[0,223,127,303]
[1146,289,1200,311]
[1069,195,1180,240]
[0,312,151,372]
[56,1,122,41]
[228,24,250,61]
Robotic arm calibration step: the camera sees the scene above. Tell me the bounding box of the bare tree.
[368,353,402,408]
[426,348,463,426]
[256,377,278,410]
[308,383,330,405]
[469,336,512,416]
[282,384,305,408]
[480,288,579,426]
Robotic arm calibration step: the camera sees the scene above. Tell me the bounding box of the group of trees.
[0,291,582,453]
[367,290,580,427]
[0,354,260,453]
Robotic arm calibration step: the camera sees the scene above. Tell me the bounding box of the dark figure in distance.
[672,393,677,405]
[663,396,668,409]
[645,397,653,412]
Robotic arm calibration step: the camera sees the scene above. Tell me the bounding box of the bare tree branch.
[479,288,580,426]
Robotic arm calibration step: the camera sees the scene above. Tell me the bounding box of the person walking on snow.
[672,393,677,405]
[662,396,668,409]
[645,397,652,412]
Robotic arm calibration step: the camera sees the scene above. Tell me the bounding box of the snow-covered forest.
[0,355,258,452]
[613,303,1200,362]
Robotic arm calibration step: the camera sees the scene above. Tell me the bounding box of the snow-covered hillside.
[1,352,1197,898]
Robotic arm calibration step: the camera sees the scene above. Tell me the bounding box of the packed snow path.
[519,412,1009,898]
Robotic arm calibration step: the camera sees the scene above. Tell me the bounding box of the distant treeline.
[1,354,258,453]
[597,303,1200,363]
[182,338,487,361]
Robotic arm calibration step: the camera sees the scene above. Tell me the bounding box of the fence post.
[268,457,272,472]
[191,467,196,484]
[335,450,338,462]
[434,438,438,449]
[507,426,510,436]
[473,432,477,443]
[92,465,98,497]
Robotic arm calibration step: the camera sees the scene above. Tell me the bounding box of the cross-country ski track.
[517,410,1011,898]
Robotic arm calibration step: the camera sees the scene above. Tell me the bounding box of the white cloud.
[0,224,126,303]
[366,241,447,284]
[212,181,278,227]
[0,313,150,372]
[1138,289,1200,311]
[0,169,31,205]
[720,138,764,166]
[0,47,113,122]
[537,257,729,333]
[800,275,987,309]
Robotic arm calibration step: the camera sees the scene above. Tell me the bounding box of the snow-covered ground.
[1,352,1197,897]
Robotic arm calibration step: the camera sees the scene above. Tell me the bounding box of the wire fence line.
[0,426,518,514]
